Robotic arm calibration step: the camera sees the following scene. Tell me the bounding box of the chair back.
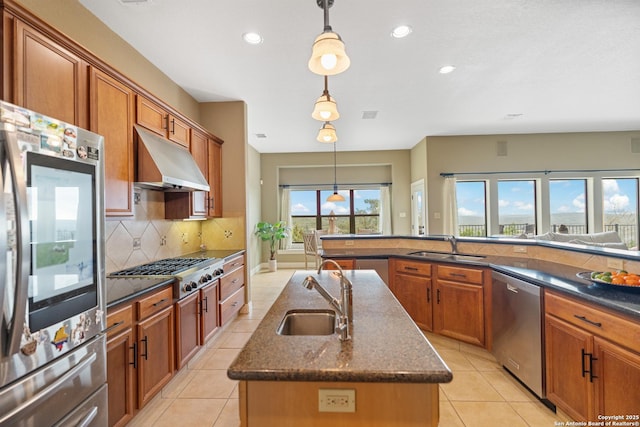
[303,231,317,255]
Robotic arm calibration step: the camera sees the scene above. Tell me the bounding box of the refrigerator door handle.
[3,131,31,356]
[0,132,6,352]
[0,351,97,425]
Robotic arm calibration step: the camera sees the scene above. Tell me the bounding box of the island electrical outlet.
[318,388,356,413]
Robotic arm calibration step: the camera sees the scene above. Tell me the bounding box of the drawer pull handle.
[574,315,602,328]
[231,279,239,284]
[102,320,124,334]
[436,289,441,304]
[153,298,168,307]
[232,301,239,307]
[507,284,519,293]
[450,273,466,278]
[404,266,419,271]
[427,288,431,303]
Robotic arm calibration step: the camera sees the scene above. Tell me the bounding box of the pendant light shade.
[317,122,337,143]
[327,141,345,202]
[308,0,350,76]
[308,32,350,76]
[312,76,340,121]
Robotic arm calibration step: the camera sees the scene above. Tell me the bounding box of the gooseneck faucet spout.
[446,235,458,255]
[301,259,353,341]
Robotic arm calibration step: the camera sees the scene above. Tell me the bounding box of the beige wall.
[424,131,640,234]
[259,149,412,263]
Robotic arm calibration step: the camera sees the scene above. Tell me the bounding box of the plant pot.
[268,259,277,272]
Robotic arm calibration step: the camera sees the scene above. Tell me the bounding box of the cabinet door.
[107,328,136,427]
[137,306,174,408]
[90,68,135,216]
[207,140,222,217]
[545,314,593,421]
[136,95,167,136]
[175,292,200,370]
[201,282,219,343]
[14,19,87,126]
[190,129,208,217]
[433,279,484,346]
[393,272,432,331]
[593,337,640,419]
[167,114,190,148]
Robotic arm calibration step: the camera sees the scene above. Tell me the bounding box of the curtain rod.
[280,182,391,188]
[440,168,640,177]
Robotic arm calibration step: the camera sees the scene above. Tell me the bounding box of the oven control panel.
[177,262,224,299]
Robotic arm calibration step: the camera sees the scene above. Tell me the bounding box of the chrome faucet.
[446,235,459,254]
[301,259,353,341]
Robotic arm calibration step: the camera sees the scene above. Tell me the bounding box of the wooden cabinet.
[389,258,433,331]
[175,280,220,369]
[219,253,246,326]
[13,18,88,127]
[136,95,190,148]
[544,290,640,421]
[106,305,135,427]
[324,258,356,270]
[433,264,486,346]
[89,68,135,216]
[207,139,223,217]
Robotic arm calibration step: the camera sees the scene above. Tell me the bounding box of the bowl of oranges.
[577,270,640,292]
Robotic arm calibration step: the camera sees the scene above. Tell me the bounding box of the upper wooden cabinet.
[136,95,190,148]
[207,139,223,217]
[13,18,88,127]
[90,68,135,217]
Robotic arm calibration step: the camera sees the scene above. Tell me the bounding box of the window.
[456,181,486,236]
[602,178,638,249]
[549,179,587,234]
[290,188,381,242]
[497,180,536,235]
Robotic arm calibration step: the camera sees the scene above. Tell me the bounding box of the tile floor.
[127,268,568,427]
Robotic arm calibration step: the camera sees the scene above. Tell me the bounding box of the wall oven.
[1,101,107,426]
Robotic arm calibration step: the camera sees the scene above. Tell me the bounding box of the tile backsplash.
[105,188,244,274]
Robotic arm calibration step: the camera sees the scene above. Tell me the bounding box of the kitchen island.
[227,270,452,427]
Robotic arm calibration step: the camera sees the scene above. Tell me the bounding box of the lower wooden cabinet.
[388,258,433,331]
[201,281,220,343]
[106,305,135,427]
[219,253,246,326]
[324,258,355,270]
[544,289,640,421]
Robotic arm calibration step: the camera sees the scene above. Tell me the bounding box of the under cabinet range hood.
[134,125,210,191]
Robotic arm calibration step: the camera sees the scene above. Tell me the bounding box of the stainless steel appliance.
[491,271,552,406]
[109,256,224,300]
[0,101,107,426]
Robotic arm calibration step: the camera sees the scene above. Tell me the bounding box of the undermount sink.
[276,309,336,336]
[408,251,486,261]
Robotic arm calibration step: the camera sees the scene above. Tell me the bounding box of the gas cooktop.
[108,257,212,277]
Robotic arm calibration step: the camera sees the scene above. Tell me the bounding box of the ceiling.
[79,0,640,154]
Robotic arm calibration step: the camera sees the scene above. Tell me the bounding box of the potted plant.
[255,221,289,271]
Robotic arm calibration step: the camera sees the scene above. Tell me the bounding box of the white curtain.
[379,185,392,235]
[442,176,458,236]
[280,188,292,249]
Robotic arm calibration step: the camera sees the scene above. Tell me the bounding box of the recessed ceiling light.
[362,111,378,120]
[243,32,263,45]
[391,25,413,39]
[439,65,456,74]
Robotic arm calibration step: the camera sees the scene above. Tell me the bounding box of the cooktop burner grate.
[109,258,208,276]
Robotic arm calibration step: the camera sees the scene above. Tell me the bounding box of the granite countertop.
[227,270,453,383]
[322,248,640,320]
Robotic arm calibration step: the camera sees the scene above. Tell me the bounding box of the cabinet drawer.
[137,287,173,321]
[394,259,431,277]
[220,268,245,301]
[220,286,245,325]
[545,290,640,354]
[437,265,484,285]
[223,253,245,274]
[106,304,133,338]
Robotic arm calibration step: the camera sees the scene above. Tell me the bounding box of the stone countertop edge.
[321,248,640,320]
[227,270,453,384]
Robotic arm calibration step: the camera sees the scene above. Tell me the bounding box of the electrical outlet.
[607,258,624,270]
[132,238,141,249]
[160,236,167,246]
[318,389,355,413]
[182,233,188,244]
[344,240,354,246]
[513,246,527,254]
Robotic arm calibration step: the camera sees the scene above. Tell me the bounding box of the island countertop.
[227,270,453,384]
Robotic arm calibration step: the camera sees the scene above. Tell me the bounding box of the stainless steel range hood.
[134,125,210,192]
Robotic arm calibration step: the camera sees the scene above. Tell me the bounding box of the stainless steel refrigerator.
[0,101,108,426]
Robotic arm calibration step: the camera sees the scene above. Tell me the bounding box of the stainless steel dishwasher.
[355,258,389,286]
[491,271,546,400]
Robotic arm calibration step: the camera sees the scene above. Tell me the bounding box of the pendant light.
[317,122,337,143]
[327,141,345,202]
[308,0,350,76]
[312,76,340,121]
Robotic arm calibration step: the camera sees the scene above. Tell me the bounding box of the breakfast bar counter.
[227,270,452,426]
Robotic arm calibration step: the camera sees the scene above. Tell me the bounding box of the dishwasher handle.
[507,284,519,293]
